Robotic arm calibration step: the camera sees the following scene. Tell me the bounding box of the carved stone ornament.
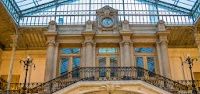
[96,6,119,31]
[157,20,166,32]
[96,5,118,16]
[122,20,130,31]
[100,83,120,93]
[48,20,57,32]
[85,20,93,32]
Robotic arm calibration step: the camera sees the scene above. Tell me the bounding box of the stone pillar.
[156,20,171,78]
[7,35,18,91]
[156,41,163,75]
[120,20,133,67]
[44,21,58,81]
[82,32,95,67]
[53,43,59,78]
[82,21,95,67]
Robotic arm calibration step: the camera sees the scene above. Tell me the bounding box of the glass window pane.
[99,57,106,77]
[136,57,144,68]
[60,58,69,75]
[73,57,80,69]
[135,48,154,53]
[110,57,118,77]
[136,57,144,77]
[61,48,80,54]
[72,57,80,77]
[147,57,155,77]
[99,48,117,54]
[147,57,155,72]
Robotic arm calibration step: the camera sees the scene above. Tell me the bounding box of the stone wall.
[168,48,200,80]
[0,50,46,83]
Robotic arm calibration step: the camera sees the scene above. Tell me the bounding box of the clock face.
[101,17,114,27]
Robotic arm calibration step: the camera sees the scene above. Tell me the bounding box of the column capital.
[156,31,169,42]
[46,40,56,46]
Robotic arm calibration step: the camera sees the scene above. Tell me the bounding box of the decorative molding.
[100,83,120,93]
[96,6,118,32]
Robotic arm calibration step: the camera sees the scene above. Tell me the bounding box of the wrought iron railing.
[0,80,42,93]
[0,77,7,90]
[29,67,188,94]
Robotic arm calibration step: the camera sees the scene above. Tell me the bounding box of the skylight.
[15,0,54,10]
[159,0,197,9]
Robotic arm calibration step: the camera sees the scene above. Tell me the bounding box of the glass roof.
[14,0,198,10]
[159,0,197,9]
[15,0,54,10]
[1,0,200,26]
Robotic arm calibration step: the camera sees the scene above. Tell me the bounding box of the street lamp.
[185,55,197,94]
[20,56,35,94]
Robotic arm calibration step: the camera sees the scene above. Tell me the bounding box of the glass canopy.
[1,0,200,26]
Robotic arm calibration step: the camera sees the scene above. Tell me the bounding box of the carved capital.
[46,40,56,46]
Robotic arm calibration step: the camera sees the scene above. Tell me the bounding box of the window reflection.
[72,57,80,77]
[136,57,144,77]
[135,48,154,53]
[99,48,117,54]
[60,58,69,75]
[61,48,80,54]
[147,57,155,77]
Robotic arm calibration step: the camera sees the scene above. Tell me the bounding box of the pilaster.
[82,31,95,67]
[156,20,171,78]
[120,20,133,67]
[7,35,18,91]
[44,21,58,81]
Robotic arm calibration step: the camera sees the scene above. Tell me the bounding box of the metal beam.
[138,0,191,14]
[21,0,77,15]
[191,0,200,14]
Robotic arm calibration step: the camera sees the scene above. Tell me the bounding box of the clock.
[101,17,114,27]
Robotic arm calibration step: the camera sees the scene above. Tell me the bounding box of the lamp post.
[185,55,197,94]
[20,56,35,94]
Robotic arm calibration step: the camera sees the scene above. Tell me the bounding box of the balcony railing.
[27,67,188,94]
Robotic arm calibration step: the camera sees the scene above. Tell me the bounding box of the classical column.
[82,20,95,67]
[44,21,58,81]
[7,35,18,92]
[156,41,163,75]
[120,20,133,67]
[53,43,59,78]
[123,42,131,66]
[156,20,171,78]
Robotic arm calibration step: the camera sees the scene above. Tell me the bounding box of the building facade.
[0,0,200,94]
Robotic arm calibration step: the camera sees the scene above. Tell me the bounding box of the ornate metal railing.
[0,81,42,93]
[30,67,188,94]
[0,77,7,90]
